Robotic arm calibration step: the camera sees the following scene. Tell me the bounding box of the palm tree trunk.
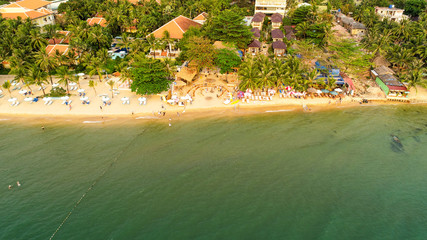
[93,87,97,94]
[41,86,46,96]
[49,74,53,85]
[98,75,102,82]
[66,81,69,94]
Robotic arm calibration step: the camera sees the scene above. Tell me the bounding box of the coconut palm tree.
[146,35,158,58]
[56,66,73,94]
[8,56,28,86]
[402,69,426,94]
[162,30,174,57]
[238,56,260,90]
[29,29,47,51]
[257,55,273,89]
[89,80,97,95]
[85,56,104,82]
[107,80,115,98]
[26,65,48,96]
[34,50,58,85]
[2,80,12,96]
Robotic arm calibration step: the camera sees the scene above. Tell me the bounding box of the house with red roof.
[0,0,54,27]
[45,44,70,57]
[149,15,202,58]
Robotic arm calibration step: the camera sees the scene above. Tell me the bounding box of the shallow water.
[1,105,427,240]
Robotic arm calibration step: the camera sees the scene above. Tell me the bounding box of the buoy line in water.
[49,130,145,240]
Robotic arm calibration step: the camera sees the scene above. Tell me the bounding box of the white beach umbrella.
[316,90,323,94]
[0,90,2,94]
[8,98,17,102]
[80,96,89,101]
[52,83,60,87]
[101,96,110,102]
[69,82,77,86]
[61,96,70,100]
[18,89,27,94]
[77,89,85,93]
[24,97,33,102]
[138,97,146,101]
[334,88,343,92]
[121,97,129,101]
[77,73,85,77]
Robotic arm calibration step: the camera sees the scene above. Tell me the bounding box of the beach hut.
[176,66,197,84]
[247,40,261,55]
[271,13,283,29]
[272,40,286,57]
[271,29,284,42]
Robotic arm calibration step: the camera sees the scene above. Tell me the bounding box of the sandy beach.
[1,75,426,124]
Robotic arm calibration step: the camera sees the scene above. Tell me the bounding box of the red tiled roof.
[45,44,70,56]
[193,12,208,21]
[0,10,51,20]
[248,39,261,48]
[2,0,50,10]
[87,17,108,27]
[271,13,283,23]
[151,15,202,39]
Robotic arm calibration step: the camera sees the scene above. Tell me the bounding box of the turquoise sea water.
[1,105,427,240]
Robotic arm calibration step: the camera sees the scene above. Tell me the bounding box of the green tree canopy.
[214,49,241,74]
[130,57,170,95]
[204,9,252,49]
[184,36,216,72]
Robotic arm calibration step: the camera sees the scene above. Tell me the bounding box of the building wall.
[274,49,285,56]
[255,0,287,15]
[350,28,365,36]
[375,77,390,95]
[251,22,262,30]
[272,22,281,29]
[32,14,55,27]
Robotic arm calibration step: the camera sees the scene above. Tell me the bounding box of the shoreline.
[0,99,425,125]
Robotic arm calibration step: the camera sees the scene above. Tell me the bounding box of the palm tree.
[162,31,174,57]
[402,69,426,94]
[34,50,58,85]
[8,56,28,86]
[2,80,12,96]
[43,24,61,44]
[89,80,97,94]
[85,56,104,82]
[56,66,73,94]
[238,56,260,90]
[29,29,47,51]
[107,80,115,98]
[146,35,158,58]
[257,55,273,89]
[26,65,48,96]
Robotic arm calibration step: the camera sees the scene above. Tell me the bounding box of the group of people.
[8,181,21,190]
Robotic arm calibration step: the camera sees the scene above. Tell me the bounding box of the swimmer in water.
[17,181,21,187]
[41,126,45,130]
[8,185,12,189]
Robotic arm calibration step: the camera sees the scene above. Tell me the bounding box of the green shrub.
[48,87,67,97]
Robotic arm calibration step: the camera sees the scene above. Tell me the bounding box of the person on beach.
[100,106,103,111]
[69,104,72,111]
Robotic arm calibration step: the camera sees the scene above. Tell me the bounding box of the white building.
[255,0,287,16]
[375,6,409,22]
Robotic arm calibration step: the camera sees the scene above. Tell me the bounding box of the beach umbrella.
[330,91,338,95]
[69,82,77,86]
[0,90,2,94]
[307,88,317,93]
[52,83,60,88]
[77,73,85,76]
[101,96,110,102]
[237,91,244,98]
[61,96,70,100]
[24,97,33,102]
[80,96,89,101]
[77,89,85,93]
[334,88,343,92]
[19,89,27,94]
[316,90,322,94]
[121,97,129,101]
[8,98,17,102]
[321,89,329,93]
[285,86,292,90]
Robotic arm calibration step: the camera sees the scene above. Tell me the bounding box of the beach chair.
[15,101,20,106]
[48,101,53,105]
